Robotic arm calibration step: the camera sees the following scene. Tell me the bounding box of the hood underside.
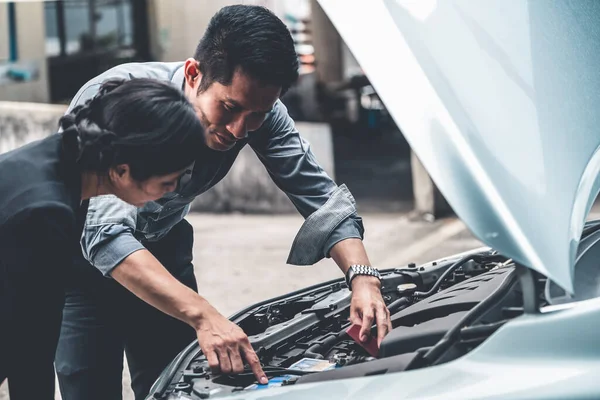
[318,0,600,293]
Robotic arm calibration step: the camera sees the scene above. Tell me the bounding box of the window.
[64,0,92,54]
[44,2,60,56]
[96,0,133,50]
[44,0,134,57]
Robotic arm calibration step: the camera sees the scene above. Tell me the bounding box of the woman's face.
[109,166,186,207]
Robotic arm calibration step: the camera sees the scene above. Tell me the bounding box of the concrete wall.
[0,102,66,153]
[0,2,50,103]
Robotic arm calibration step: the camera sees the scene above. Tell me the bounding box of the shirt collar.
[171,64,186,91]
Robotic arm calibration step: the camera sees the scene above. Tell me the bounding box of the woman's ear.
[184,58,202,90]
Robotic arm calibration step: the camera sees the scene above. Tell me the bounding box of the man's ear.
[109,164,131,184]
[184,58,202,89]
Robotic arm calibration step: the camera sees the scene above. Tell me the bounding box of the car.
[146,1,600,399]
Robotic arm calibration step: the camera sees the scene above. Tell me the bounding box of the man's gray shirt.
[67,62,365,276]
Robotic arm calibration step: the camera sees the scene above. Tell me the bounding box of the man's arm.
[110,250,268,383]
[81,195,267,382]
[81,195,266,382]
[249,101,392,345]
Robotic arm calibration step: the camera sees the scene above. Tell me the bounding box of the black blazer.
[0,133,83,280]
[0,133,88,381]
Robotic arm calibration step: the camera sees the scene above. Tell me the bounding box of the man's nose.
[226,117,248,140]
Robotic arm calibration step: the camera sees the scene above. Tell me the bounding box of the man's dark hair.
[194,5,299,95]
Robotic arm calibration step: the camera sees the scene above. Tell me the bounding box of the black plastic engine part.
[296,352,419,385]
[386,297,411,314]
[384,250,501,295]
[420,268,518,366]
[459,319,508,340]
[304,332,341,359]
[247,289,352,360]
[379,311,468,358]
[413,255,478,298]
[391,267,518,327]
[238,293,334,335]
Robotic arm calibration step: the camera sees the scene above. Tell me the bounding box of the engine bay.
[148,249,542,399]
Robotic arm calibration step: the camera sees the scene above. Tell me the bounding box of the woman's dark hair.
[194,5,299,95]
[59,78,204,181]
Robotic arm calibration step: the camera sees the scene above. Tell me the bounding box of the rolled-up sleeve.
[81,195,145,276]
[249,101,365,265]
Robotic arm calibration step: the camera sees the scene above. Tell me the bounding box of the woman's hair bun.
[59,79,127,169]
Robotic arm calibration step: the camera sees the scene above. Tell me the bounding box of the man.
[55,5,392,399]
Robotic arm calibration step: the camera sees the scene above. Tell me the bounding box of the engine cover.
[380,311,468,357]
[381,267,519,358]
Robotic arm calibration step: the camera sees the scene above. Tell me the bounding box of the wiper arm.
[581,220,600,238]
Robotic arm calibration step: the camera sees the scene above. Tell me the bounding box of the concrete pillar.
[411,151,451,220]
[310,0,343,83]
[0,4,8,61]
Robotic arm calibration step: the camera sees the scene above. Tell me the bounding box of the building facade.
[0,0,311,104]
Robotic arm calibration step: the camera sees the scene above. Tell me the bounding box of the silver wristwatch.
[345,265,381,290]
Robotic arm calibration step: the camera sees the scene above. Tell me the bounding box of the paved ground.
[0,211,482,399]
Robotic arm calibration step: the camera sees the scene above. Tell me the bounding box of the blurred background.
[0,1,481,399]
[0,0,454,218]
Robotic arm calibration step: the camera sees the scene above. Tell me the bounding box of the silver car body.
[221,1,600,398]
[318,0,600,294]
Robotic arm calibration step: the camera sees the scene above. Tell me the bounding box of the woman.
[0,78,203,399]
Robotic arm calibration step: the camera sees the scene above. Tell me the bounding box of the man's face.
[183,59,281,151]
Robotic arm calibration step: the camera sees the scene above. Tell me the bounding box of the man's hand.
[349,276,392,347]
[110,250,268,384]
[328,238,392,347]
[195,307,268,385]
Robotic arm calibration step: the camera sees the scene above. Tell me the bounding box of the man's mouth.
[213,131,236,146]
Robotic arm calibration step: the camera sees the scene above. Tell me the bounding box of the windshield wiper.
[582,220,600,238]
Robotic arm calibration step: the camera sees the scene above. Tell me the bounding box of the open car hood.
[318,0,600,293]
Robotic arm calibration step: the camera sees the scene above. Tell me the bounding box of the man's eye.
[222,103,235,112]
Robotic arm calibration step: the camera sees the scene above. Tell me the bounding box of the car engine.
[147,249,541,399]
